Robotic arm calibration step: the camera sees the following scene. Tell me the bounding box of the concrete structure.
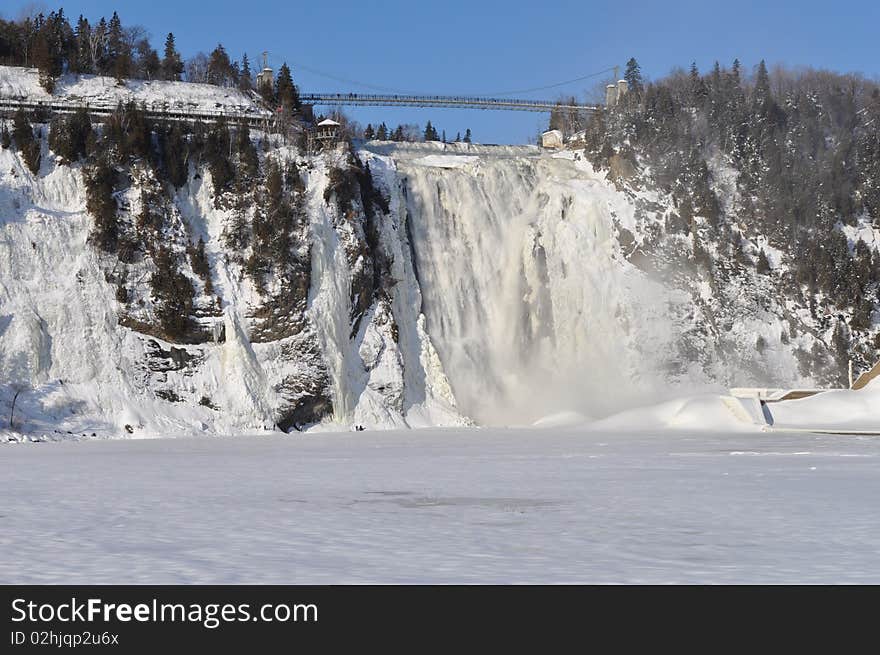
[605,84,617,107]
[541,129,564,149]
[605,80,629,108]
[256,51,273,93]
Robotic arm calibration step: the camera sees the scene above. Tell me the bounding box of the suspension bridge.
[300,93,600,113]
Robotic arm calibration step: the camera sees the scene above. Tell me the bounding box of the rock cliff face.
[0,128,868,438]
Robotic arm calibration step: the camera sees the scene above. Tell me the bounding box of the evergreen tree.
[188,237,213,295]
[274,63,300,111]
[207,43,233,86]
[74,15,91,73]
[364,124,375,140]
[158,122,187,188]
[239,53,252,91]
[690,62,708,106]
[205,119,234,194]
[424,120,438,141]
[161,32,183,81]
[150,246,196,339]
[31,22,59,92]
[48,107,92,163]
[463,128,472,143]
[85,156,118,251]
[236,124,259,179]
[753,60,772,109]
[137,41,160,79]
[107,11,130,81]
[624,57,643,96]
[375,122,388,140]
[12,109,40,174]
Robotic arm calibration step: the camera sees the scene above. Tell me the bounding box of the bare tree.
[89,23,108,73]
[3,352,31,431]
[8,381,28,429]
[185,52,209,84]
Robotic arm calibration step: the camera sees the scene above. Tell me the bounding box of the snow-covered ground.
[3,425,880,584]
[0,65,266,115]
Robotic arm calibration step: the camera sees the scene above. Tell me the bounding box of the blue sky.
[4,0,879,143]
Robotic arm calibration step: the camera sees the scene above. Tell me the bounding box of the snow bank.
[0,65,265,115]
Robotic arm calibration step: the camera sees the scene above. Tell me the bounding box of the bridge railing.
[0,97,274,127]
[300,93,599,113]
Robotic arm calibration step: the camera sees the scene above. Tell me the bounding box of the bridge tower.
[256,51,274,92]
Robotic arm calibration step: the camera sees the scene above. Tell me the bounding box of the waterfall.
[371,144,684,425]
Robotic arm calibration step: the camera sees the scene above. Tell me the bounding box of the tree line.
[0,7,300,111]
[583,56,880,377]
[362,121,472,143]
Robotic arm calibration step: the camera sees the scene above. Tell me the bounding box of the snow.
[0,130,872,439]
[364,143,703,425]
[768,384,880,432]
[0,66,266,116]
[3,425,880,583]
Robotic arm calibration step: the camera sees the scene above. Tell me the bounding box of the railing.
[300,93,599,113]
[0,91,599,127]
[0,97,274,127]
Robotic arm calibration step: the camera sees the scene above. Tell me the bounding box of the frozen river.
[2,427,879,583]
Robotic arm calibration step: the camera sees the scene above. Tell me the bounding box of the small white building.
[541,129,564,149]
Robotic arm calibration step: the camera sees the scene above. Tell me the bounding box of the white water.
[369,145,689,425]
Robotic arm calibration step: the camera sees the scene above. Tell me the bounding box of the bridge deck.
[301,93,599,113]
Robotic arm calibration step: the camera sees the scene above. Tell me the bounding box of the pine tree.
[463,128,472,143]
[12,109,40,175]
[48,107,92,163]
[159,122,188,188]
[236,123,259,179]
[32,24,58,92]
[137,42,161,80]
[74,15,91,73]
[188,237,213,295]
[205,119,234,194]
[85,156,118,252]
[275,63,300,111]
[751,59,778,118]
[689,62,708,106]
[150,246,196,340]
[364,124,375,140]
[376,123,388,140]
[161,32,183,81]
[624,57,643,96]
[424,120,436,141]
[239,53,252,91]
[107,11,129,81]
[207,43,232,86]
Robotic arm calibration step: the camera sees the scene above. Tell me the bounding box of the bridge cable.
[479,67,619,97]
[276,55,618,99]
